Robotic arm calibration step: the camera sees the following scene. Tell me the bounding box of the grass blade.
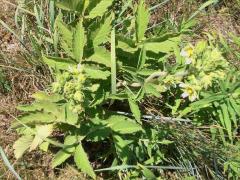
[188,0,218,21]
[0,146,22,180]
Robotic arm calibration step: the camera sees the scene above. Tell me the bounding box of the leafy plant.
[11,0,240,179]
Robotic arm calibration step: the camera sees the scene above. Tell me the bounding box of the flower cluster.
[52,64,86,113]
[178,41,229,101]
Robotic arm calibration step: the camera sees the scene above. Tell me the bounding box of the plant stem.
[111,24,117,95]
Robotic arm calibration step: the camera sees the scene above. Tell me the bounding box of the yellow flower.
[202,76,212,89]
[179,83,198,102]
[74,91,84,102]
[180,44,194,64]
[200,73,213,89]
[78,74,86,83]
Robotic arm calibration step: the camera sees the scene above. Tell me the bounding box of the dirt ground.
[0,0,53,179]
[0,0,239,179]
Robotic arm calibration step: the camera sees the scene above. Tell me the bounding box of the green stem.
[111,26,117,95]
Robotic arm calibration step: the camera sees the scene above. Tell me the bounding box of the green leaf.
[30,124,53,151]
[31,92,63,102]
[52,135,77,168]
[144,83,160,97]
[17,104,42,112]
[85,68,110,79]
[56,0,84,12]
[116,35,138,53]
[229,98,240,117]
[87,0,113,19]
[159,140,174,145]
[138,164,156,179]
[136,0,150,42]
[86,125,111,142]
[87,47,111,67]
[73,19,85,62]
[11,112,55,128]
[39,142,49,152]
[32,101,63,117]
[55,16,73,47]
[43,56,76,70]
[137,45,146,70]
[128,98,141,124]
[113,135,133,164]
[188,0,218,21]
[13,135,34,159]
[220,104,232,141]
[65,104,79,125]
[227,100,237,127]
[92,15,112,47]
[144,37,180,54]
[89,88,106,107]
[190,93,226,110]
[74,143,96,179]
[107,115,143,134]
[108,93,128,100]
[31,91,49,101]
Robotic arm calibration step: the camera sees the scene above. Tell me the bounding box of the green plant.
[11,0,240,179]
[0,69,11,93]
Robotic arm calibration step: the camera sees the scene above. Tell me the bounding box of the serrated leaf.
[85,68,110,79]
[56,0,84,12]
[55,16,74,57]
[13,135,34,159]
[17,104,42,112]
[113,135,133,163]
[92,15,112,47]
[30,124,53,151]
[136,0,150,42]
[73,19,85,62]
[144,37,180,54]
[39,142,49,152]
[11,112,55,128]
[33,101,63,117]
[86,119,110,142]
[32,91,63,103]
[43,56,77,70]
[107,115,143,134]
[52,135,77,168]
[88,0,113,19]
[31,91,49,101]
[31,92,63,102]
[128,98,141,124]
[89,88,105,107]
[87,47,111,67]
[65,103,78,125]
[56,17,73,46]
[74,143,96,179]
[116,35,138,53]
